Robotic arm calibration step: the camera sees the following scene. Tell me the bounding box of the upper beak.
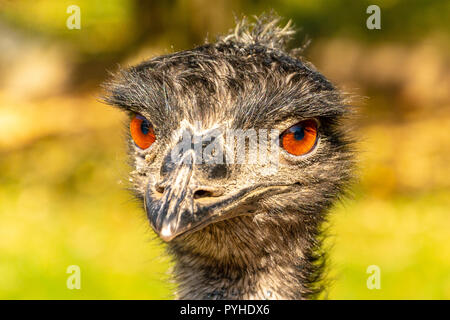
[144,151,201,241]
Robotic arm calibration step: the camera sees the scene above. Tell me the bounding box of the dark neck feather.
[167,213,325,300]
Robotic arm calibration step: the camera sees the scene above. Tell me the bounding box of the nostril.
[155,184,165,194]
[193,186,224,199]
[193,189,213,199]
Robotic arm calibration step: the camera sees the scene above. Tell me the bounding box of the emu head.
[103,16,353,245]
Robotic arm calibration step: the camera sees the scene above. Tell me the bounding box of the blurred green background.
[0,0,449,299]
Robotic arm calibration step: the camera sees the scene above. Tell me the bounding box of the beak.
[144,152,291,242]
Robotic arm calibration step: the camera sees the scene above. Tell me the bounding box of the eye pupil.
[292,126,305,141]
[141,120,150,135]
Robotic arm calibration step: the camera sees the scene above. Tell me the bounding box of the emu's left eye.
[130,114,156,149]
[280,119,318,156]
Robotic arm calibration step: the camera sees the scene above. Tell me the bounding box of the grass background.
[0,0,449,299]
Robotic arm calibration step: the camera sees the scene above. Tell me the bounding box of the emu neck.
[168,215,323,300]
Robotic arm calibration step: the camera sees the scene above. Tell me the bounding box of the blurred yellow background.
[0,0,449,299]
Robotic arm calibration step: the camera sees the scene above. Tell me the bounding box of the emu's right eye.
[130,114,156,149]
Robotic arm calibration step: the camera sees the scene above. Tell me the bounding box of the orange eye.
[280,119,318,156]
[130,114,156,149]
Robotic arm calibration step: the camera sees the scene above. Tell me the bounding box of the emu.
[102,15,354,300]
